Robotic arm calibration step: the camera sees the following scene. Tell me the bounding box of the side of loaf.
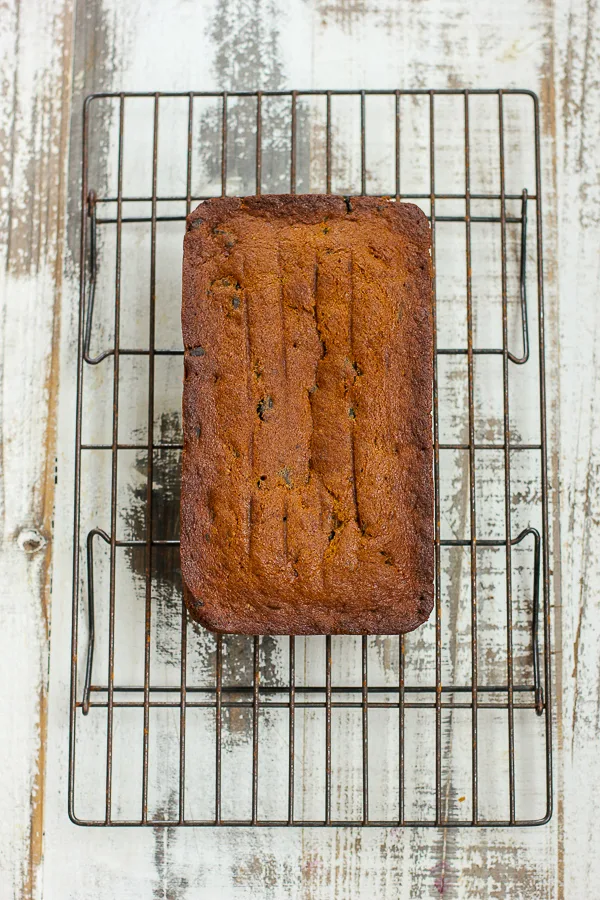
[181,194,433,634]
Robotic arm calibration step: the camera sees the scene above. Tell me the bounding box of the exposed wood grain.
[555,1,600,897]
[0,1,75,898]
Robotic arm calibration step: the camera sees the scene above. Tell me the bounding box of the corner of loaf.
[181,194,434,635]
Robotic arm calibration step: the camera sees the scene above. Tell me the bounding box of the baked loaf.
[181,195,433,634]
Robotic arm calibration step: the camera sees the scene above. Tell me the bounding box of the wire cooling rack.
[70,89,552,827]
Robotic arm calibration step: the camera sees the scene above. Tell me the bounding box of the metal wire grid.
[70,89,552,827]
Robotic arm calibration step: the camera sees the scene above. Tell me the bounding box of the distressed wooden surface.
[1,0,598,896]
[555,1,600,898]
[0,1,74,897]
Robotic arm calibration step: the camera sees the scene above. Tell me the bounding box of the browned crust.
[181,194,433,634]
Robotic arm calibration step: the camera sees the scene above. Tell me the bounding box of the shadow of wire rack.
[70,89,552,827]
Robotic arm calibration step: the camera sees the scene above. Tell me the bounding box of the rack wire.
[70,89,552,827]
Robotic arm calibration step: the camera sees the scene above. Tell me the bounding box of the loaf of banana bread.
[181,194,433,634]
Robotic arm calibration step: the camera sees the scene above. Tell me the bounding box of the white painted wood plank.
[48,0,560,895]
[554,1,600,897]
[0,2,75,898]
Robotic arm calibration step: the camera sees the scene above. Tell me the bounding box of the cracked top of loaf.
[181,194,433,634]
